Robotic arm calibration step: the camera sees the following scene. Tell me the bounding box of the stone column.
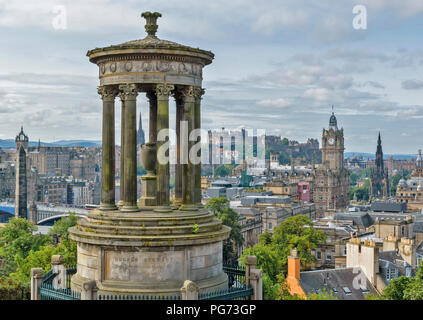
[155,83,174,208]
[180,86,196,210]
[118,99,125,207]
[147,91,158,143]
[193,87,205,207]
[174,88,184,207]
[30,268,44,300]
[119,83,138,211]
[98,85,118,211]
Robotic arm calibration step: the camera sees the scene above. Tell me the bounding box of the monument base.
[69,207,230,296]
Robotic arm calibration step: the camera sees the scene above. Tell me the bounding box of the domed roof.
[398,178,407,186]
[87,12,214,65]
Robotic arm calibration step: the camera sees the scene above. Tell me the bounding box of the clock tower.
[321,112,344,171]
[313,111,350,217]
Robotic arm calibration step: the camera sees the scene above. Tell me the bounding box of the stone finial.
[51,254,64,265]
[290,248,298,258]
[245,255,258,266]
[181,280,199,300]
[141,11,162,38]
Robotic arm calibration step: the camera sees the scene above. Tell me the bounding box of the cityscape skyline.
[1,1,423,152]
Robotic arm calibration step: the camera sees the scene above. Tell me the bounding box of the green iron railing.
[39,265,80,300]
[223,264,246,288]
[98,294,181,300]
[39,263,253,300]
[198,284,253,300]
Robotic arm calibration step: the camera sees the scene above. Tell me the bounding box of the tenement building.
[396,149,423,211]
[313,112,350,217]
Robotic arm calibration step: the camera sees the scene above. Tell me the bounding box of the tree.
[10,238,77,285]
[206,197,243,263]
[0,218,49,276]
[218,208,244,263]
[49,212,78,240]
[214,164,234,178]
[240,215,326,299]
[281,138,289,145]
[206,197,229,215]
[382,276,414,300]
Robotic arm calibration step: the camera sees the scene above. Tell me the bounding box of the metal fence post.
[180,280,199,300]
[81,280,98,300]
[30,268,44,300]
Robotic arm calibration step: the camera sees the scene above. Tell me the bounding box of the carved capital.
[180,85,195,104]
[119,83,138,101]
[97,85,118,101]
[193,87,205,102]
[155,83,174,99]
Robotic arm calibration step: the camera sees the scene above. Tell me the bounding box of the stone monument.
[69,12,230,296]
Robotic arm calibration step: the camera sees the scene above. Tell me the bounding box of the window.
[268,213,272,218]
[268,222,273,230]
[316,251,321,260]
[326,252,332,261]
[342,247,347,256]
[342,287,352,295]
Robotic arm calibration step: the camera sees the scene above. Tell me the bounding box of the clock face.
[328,138,335,145]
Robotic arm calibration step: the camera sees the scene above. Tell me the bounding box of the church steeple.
[136,112,145,145]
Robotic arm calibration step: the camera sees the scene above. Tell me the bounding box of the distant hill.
[345,152,416,160]
[0,139,101,149]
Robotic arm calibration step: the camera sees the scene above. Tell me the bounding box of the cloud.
[257,98,290,108]
[402,79,423,90]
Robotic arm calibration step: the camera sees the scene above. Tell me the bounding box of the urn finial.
[141,11,162,38]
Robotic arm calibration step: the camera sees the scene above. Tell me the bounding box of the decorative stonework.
[155,83,174,98]
[119,83,138,101]
[193,87,205,101]
[97,85,118,101]
[100,60,203,77]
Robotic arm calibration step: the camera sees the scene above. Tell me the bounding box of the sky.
[0,0,423,154]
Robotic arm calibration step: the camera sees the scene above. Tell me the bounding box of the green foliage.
[206,197,229,215]
[281,138,289,145]
[10,238,77,285]
[382,276,414,300]
[381,264,423,300]
[240,215,326,299]
[214,164,235,178]
[201,165,213,176]
[48,212,78,240]
[307,289,338,300]
[206,197,243,263]
[192,224,199,234]
[364,293,381,300]
[0,277,29,300]
[0,218,49,276]
[0,215,77,292]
